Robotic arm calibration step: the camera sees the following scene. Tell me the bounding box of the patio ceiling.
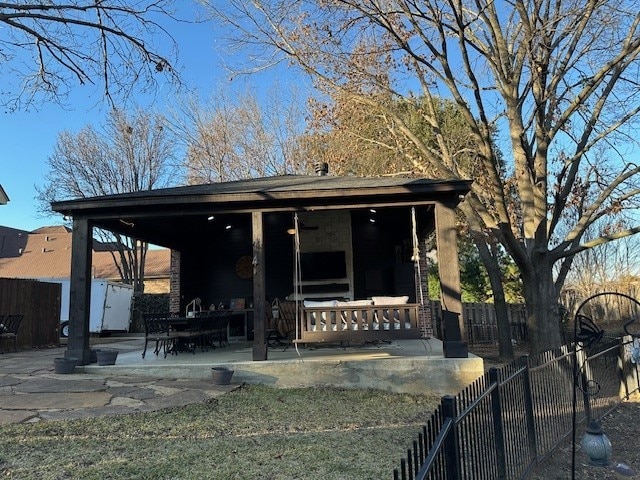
[51,175,471,249]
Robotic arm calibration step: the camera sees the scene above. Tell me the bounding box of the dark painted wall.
[179,207,428,310]
[180,212,294,311]
[351,206,423,302]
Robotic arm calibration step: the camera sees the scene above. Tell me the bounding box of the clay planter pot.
[90,348,101,364]
[96,348,119,366]
[211,367,234,385]
[54,357,78,374]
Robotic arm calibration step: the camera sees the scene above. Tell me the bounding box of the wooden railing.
[298,304,421,343]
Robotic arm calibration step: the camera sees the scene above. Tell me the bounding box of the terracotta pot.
[54,357,78,374]
[211,367,234,385]
[96,349,119,366]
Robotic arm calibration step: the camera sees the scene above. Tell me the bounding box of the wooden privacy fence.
[429,301,528,344]
[0,278,60,348]
[394,336,639,479]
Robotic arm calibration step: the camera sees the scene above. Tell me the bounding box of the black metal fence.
[393,336,639,479]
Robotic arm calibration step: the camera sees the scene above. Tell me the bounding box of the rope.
[411,207,429,339]
[293,212,302,358]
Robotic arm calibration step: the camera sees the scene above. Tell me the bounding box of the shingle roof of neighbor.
[0,226,30,258]
[0,226,170,280]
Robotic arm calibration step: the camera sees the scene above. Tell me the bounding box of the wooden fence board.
[0,278,60,348]
[429,301,528,344]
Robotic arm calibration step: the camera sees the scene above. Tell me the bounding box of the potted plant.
[96,348,119,366]
[54,357,78,374]
[211,366,234,385]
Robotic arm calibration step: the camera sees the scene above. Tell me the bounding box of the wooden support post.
[66,217,93,365]
[435,200,468,357]
[252,212,267,361]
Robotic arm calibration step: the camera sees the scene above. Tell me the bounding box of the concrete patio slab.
[0,335,483,424]
[82,337,485,396]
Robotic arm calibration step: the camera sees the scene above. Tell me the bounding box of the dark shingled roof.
[63,175,462,199]
[50,174,472,250]
[52,174,472,212]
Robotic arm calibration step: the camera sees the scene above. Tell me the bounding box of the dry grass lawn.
[0,385,439,480]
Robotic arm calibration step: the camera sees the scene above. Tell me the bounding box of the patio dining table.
[168,311,232,353]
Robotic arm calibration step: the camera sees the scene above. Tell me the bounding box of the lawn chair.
[0,314,23,353]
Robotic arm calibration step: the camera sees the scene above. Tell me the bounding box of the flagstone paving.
[0,340,239,424]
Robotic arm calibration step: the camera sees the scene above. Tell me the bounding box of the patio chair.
[275,301,299,350]
[0,314,23,353]
[265,301,280,347]
[209,310,231,347]
[142,313,179,358]
[174,314,206,354]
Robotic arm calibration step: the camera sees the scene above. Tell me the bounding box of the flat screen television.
[300,251,347,281]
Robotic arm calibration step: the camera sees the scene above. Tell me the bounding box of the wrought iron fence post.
[520,355,539,462]
[489,368,507,479]
[442,395,461,480]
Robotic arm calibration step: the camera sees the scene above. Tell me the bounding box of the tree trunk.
[522,257,563,354]
[474,238,514,361]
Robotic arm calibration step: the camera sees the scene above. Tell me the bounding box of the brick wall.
[169,250,180,314]
[416,236,433,338]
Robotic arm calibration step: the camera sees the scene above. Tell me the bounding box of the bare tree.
[562,222,640,306]
[207,0,640,353]
[1,1,182,111]
[168,86,308,183]
[37,108,178,292]
[303,92,516,359]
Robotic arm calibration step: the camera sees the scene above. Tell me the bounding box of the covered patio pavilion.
[52,174,472,367]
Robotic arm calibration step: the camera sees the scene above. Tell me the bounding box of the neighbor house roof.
[91,249,170,280]
[0,226,170,280]
[0,226,30,258]
[0,184,8,205]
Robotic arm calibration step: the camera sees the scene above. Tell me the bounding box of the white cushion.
[303,300,339,308]
[336,299,373,307]
[371,296,409,305]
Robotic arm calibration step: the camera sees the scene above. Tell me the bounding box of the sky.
[0,5,301,233]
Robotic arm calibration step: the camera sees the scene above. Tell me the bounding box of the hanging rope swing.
[411,206,430,339]
[292,212,303,355]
